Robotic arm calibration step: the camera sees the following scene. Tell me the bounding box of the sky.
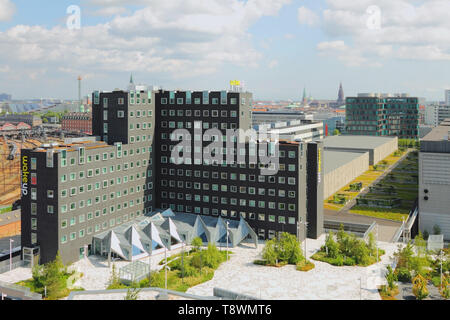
[0,0,449,101]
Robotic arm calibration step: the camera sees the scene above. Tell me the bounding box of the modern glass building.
[345,93,419,139]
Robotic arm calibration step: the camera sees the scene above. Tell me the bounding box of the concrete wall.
[372,137,398,165]
[419,152,450,240]
[324,152,369,200]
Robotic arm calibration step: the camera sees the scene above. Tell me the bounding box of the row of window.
[30,189,152,216]
[61,146,152,168]
[60,209,152,244]
[61,204,152,230]
[61,164,151,183]
[160,204,295,221]
[161,194,296,210]
[161,109,238,118]
[160,97,245,106]
[160,176,297,187]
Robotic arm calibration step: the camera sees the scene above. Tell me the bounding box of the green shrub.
[261,233,303,266]
[262,239,279,266]
[334,255,344,266]
[325,232,339,259]
[191,237,203,251]
[343,257,356,266]
[396,267,412,283]
[200,244,224,269]
[432,276,442,287]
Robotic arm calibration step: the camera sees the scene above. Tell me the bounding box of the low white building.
[419,124,450,240]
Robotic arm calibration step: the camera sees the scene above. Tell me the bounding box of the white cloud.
[92,6,130,17]
[268,60,279,69]
[318,0,450,66]
[0,0,15,22]
[0,0,291,79]
[297,6,319,27]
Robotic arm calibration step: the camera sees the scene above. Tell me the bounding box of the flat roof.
[421,125,450,142]
[323,135,397,150]
[324,150,368,174]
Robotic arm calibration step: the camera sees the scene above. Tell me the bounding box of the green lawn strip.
[16,276,84,300]
[0,206,12,214]
[349,206,409,222]
[311,251,385,267]
[324,151,407,208]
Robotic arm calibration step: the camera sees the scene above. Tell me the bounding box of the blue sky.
[0,0,449,101]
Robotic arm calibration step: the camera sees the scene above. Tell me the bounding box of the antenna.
[78,76,82,107]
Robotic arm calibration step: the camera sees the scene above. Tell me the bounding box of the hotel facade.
[21,87,324,264]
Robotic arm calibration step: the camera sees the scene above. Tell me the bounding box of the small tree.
[385,266,397,293]
[191,237,203,252]
[325,232,339,259]
[124,284,141,300]
[262,239,278,265]
[107,263,124,289]
[439,276,450,300]
[433,225,441,235]
[412,274,429,300]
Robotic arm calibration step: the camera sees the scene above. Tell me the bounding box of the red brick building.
[61,112,92,134]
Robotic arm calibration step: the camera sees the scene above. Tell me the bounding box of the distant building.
[419,121,450,241]
[345,93,419,139]
[424,105,450,127]
[0,114,42,127]
[61,112,92,134]
[445,89,450,106]
[252,110,311,126]
[337,83,345,106]
[255,120,324,143]
[0,93,11,101]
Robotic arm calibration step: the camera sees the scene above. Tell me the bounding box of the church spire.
[338,82,345,105]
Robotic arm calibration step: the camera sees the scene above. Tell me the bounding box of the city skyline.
[0,0,449,101]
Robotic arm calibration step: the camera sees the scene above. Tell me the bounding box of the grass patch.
[253,259,288,268]
[324,150,407,211]
[379,285,399,300]
[349,206,410,222]
[296,260,315,272]
[0,206,12,214]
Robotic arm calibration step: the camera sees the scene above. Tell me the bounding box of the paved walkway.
[187,236,399,300]
[0,267,31,284]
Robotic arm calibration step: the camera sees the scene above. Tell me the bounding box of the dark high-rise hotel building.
[21,87,324,264]
[345,93,419,139]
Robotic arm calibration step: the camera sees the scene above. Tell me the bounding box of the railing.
[0,260,24,274]
[391,201,418,243]
[363,222,377,241]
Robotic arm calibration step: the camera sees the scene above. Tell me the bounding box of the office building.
[419,122,450,241]
[21,87,324,264]
[345,93,419,139]
[255,120,324,142]
[445,90,450,106]
[61,112,93,134]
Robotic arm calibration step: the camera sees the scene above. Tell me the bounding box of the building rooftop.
[324,150,368,174]
[422,125,450,142]
[323,135,397,150]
